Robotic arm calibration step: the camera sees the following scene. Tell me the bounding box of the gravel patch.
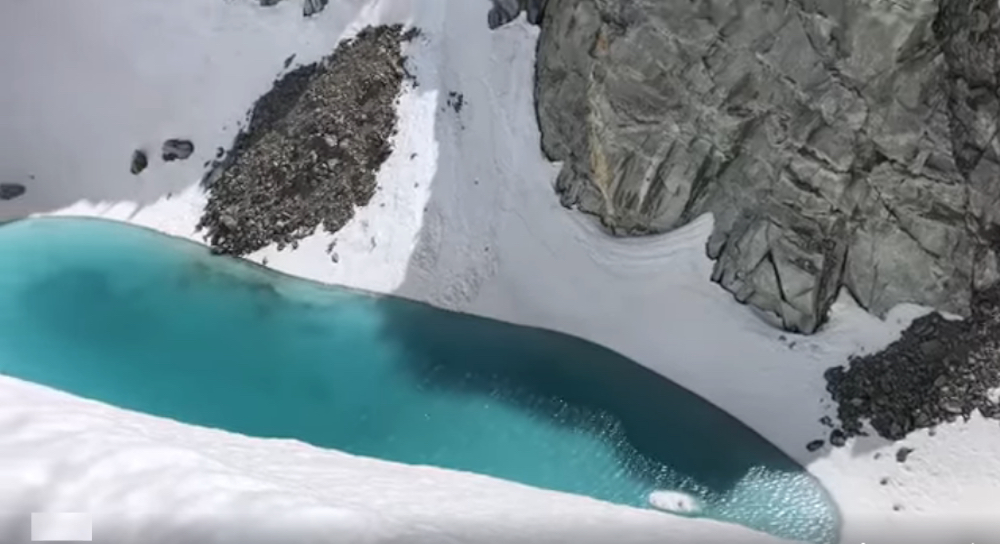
[824,286,1000,442]
[197,25,414,256]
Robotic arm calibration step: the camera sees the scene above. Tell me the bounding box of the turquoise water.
[0,218,837,543]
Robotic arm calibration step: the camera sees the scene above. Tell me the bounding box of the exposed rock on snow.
[130,149,149,175]
[0,183,25,201]
[162,139,195,162]
[198,25,412,256]
[825,285,1000,441]
[897,447,916,463]
[535,0,1000,333]
[303,0,328,18]
[488,0,548,28]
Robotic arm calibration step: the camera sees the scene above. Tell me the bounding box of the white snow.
[0,375,780,544]
[2,0,1000,542]
[648,491,701,515]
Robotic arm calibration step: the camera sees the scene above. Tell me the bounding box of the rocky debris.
[162,139,195,162]
[447,91,465,114]
[828,429,847,448]
[130,150,148,175]
[198,25,412,256]
[303,0,327,17]
[825,285,1000,441]
[259,0,282,6]
[488,0,547,28]
[535,0,1000,333]
[0,183,26,201]
[805,439,824,452]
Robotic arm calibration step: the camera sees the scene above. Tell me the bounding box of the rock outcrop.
[535,0,1000,332]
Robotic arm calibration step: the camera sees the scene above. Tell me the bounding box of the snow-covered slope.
[2,0,1000,542]
[0,375,783,544]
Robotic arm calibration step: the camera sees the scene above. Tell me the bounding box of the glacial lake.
[0,217,838,543]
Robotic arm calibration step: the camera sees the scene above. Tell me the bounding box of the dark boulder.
[0,183,26,201]
[130,150,148,175]
[162,139,195,162]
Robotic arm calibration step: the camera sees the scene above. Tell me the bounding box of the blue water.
[0,218,838,542]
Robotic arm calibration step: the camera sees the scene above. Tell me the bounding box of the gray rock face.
[536,0,1000,332]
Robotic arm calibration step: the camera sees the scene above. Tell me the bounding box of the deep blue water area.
[0,218,838,542]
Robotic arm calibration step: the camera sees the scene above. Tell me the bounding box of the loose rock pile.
[825,286,1000,442]
[198,25,413,256]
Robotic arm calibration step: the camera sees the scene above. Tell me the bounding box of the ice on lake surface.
[0,217,839,543]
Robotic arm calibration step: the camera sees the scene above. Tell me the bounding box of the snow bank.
[2,0,1000,542]
[0,375,783,544]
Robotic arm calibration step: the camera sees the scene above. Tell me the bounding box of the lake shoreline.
[3,0,999,541]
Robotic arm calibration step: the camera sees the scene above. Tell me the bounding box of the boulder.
[130,150,148,175]
[0,183,26,201]
[303,0,327,18]
[162,139,195,162]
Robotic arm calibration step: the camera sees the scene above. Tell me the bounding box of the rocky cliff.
[531,0,1000,333]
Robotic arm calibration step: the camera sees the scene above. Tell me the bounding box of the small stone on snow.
[130,150,148,175]
[162,139,195,161]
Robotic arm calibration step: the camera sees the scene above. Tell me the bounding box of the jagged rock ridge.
[534,0,1000,333]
